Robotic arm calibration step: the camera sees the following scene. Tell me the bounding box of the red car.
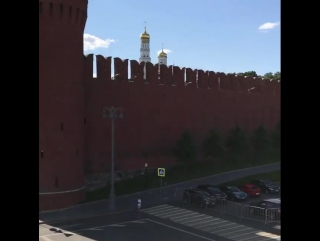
[238,184,261,196]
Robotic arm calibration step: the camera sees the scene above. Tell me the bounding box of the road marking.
[183,217,219,226]
[172,213,207,222]
[48,208,135,225]
[225,229,259,239]
[217,226,253,235]
[141,204,280,241]
[73,219,146,232]
[143,206,180,214]
[145,219,216,241]
[255,232,279,239]
[131,220,146,224]
[58,223,82,229]
[236,234,270,241]
[203,222,237,232]
[141,204,168,211]
[160,210,195,218]
[206,224,244,233]
[89,227,109,230]
[39,233,67,238]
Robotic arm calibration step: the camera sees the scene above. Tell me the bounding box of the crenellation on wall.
[39,1,87,28]
[173,66,185,87]
[168,65,176,86]
[263,79,275,95]
[84,54,94,80]
[252,77,263,94]
[146,62,158,84]
[275,80,280,96]
[227,73,238,91]
[91,55,280,95]
[130,60,144,84]
[159,64,172,86]
[244,76,257,94]
[96,55,112,81]
[218,73,229,90]
[185,68,197,87]
[114,58,129,83]
[208,71,219,90]
[197,70,207,89]
[237,75,246,92]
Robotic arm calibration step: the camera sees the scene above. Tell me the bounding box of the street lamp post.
[103,106,123,211]
[145,163,148,189]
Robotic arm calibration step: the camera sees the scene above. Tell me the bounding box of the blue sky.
[84,0,280,76]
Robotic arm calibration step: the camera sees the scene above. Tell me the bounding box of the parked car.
[249,198,281,220]
[238,184,261,197]
[183,188,216,207]
[197,185,227,201]
[251,179,280,194]
[219,186,247,201]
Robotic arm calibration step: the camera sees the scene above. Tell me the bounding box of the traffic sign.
[158,168,165,177]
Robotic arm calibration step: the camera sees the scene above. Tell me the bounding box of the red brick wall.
[83,57,280,172]
[39,0,88,211]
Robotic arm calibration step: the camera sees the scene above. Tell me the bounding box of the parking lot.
[173,185,280,225]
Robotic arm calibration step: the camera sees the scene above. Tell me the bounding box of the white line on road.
[58,223,82,229]
[145,219,216,241]
[73,219,146,232]
[48,208,135,225]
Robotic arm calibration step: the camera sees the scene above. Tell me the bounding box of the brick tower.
[39,0,88,211]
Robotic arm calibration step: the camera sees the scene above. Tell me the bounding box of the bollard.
[265,209,268,224]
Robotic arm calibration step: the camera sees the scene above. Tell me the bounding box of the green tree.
[263,72,274,79]
[273,71,281,80]
[237,71,258,77]
[172,130,197,171]
[203,130,224,158]
[251,126,270,153]
[225,126,247,155]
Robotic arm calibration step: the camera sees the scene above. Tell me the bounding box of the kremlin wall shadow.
[83,54,280,172]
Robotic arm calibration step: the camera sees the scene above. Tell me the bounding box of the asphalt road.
[40,210,226,241]
[40,191,280,241]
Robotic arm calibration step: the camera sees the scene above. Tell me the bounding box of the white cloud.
[258,22,280,32]
[157,49,172,55]
[84,33,115,51]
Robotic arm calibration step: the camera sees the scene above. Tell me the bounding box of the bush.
[172,130,197,170]
[203,130,224,158]
[225,126,247,155]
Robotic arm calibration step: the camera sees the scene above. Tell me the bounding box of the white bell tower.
[158,44,167,65]
[139,23,151,63]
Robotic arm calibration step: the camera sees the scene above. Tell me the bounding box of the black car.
[251,179,280,194]
[197,185,227,201]
[219,186,247,201]
[183,188,216,207]
[249,198,281,220]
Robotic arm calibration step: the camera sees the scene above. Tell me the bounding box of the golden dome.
[158,50,167,58]
[140,28,150,39]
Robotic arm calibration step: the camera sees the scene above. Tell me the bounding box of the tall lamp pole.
[103,106,123,210]
[145,163,148,189]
